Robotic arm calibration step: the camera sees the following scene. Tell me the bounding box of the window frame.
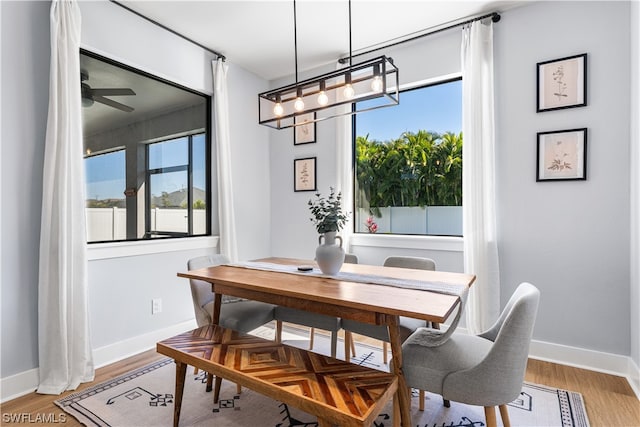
[351,74,463,237]
[144,133,211,239]
[81,48,213,244]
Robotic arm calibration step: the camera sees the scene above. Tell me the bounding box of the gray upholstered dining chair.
[273,253,359,358]
[188,254,278,394]
[188,254,277,332]
[399,282,540,427]
[341,255,436,363]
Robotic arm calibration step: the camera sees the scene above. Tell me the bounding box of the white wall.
[630,0,640,384]
[0,0,271,398]
[269,1,635,362]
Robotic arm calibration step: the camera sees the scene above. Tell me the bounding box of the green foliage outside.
[181,199,207,209]
[355,131,462,211]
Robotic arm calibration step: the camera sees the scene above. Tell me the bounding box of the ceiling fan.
[81,71,136,113]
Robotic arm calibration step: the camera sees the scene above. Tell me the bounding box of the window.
[81,50,211,243]
[147,134,208,237]
[354,78,462,236]
[85,149,127,242]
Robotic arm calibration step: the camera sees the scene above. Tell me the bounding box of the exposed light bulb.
[273,102,284,116]
[317,91,329,106]
[371,76,383,92]
[343,83,355,100]
[294,97,305,111]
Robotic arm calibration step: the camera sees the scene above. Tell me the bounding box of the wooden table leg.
[211,292,222,325]
[386,315,411,427]
[206,291,223,392]
[174,361,187,427]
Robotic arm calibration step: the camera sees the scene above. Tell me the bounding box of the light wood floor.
[2,328,638,427]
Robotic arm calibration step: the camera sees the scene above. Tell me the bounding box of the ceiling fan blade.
[91,88,136,96]
[93,95,134,113]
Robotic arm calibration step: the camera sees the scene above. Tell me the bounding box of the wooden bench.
[157,325,398,427]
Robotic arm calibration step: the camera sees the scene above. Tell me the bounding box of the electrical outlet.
[152,298,162,314]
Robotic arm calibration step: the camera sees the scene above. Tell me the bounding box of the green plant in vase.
[308,188,349,275]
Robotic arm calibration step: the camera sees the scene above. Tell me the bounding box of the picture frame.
[536,128,587,182]
[294,112,316,145]
[537,53,587,112]
[294,157,317,192]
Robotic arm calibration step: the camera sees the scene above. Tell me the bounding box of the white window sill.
[87,236,219,260]
[350,233,463,252]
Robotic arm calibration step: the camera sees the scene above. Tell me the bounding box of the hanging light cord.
[348,0,352,67]
[294,0,299,83]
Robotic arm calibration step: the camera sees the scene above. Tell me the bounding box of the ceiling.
[81,52,205,137]
[118,0,529,81]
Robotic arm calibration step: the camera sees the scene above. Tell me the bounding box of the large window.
[81,50,211,243]
[354,78,462,236]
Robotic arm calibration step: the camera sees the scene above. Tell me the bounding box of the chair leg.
[484,406,497,427]
[236,383,242,394]
[499,404,511,427]
[382,341,388,364]
[344,331,352,361]
[419,390,425,411]
[350,334,356,357]
[213,376,223,404]
[329,331,338,358]
[275,320,283,343]
[309,327,315,350]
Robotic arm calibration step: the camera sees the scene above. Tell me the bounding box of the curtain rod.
[338,11,500,64]
[109,1,226,61]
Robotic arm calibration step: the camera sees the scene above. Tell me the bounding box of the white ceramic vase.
[315,231,345,275]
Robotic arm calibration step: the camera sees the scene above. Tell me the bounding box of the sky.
[85,80,461,201]
[86,135,206,200]
[356,79,462,141]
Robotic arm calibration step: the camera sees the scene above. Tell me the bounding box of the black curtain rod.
[338,11,500,64]
[109,0,226,61]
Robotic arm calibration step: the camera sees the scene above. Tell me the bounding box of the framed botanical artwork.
[537,53,587,112]
[294,157,317,192]
[536,128,587,182]
[294,112,316,145]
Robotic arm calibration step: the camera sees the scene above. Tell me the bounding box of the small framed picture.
[294,157,317,192]
[294,112,316,145]
[537,53,587,112]
[536,128,587,182]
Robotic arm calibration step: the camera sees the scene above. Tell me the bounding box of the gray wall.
[495,1,630,355]
[0,0,272,381]
[1,0,50,378]
[268,1,635,358]
[630,0,639,372]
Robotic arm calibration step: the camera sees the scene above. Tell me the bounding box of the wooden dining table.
[177,257,476,427]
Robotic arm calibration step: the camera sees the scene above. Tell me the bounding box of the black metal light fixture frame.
[258,0,399,130]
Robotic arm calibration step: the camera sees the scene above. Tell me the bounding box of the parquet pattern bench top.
[157,325,398,427]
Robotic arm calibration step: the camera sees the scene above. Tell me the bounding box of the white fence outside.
[355,206,462,236]
[86,207,206,241]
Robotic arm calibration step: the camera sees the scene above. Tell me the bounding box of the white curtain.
[37,0,94,395]
[212,59,238,262]
[336,63,354,252]
[461,20,501,334]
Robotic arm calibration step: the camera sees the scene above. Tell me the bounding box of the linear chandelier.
[258,0,399,130]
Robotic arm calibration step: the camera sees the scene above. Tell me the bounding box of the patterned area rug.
[56,325,590,427]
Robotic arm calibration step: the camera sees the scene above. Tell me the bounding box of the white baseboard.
[529,339,640,400]
[3,322,638,403]
[0,319,197,403]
